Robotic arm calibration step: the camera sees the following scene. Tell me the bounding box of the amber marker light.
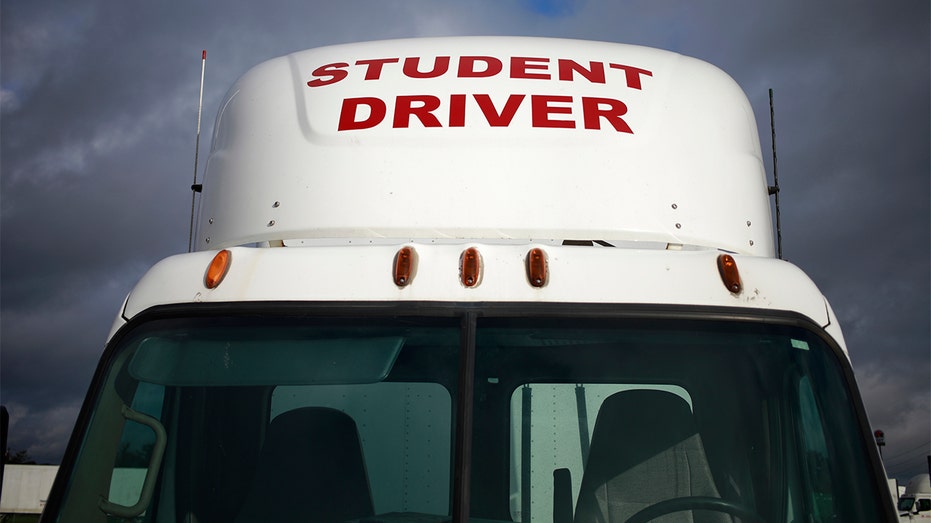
[717,254,742,294]
[460,247,482,287]
[393,246,416,287]
[526,248,548,287]
[205,249,232,289]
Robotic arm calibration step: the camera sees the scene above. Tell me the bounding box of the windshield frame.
[41,301,896,522]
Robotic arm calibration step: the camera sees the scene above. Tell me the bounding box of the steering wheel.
[625,496,764,523]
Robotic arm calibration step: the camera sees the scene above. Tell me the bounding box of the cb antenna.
[188,50,207,253]
[768,88,783,260]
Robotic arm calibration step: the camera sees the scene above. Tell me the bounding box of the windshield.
[49,307,886,522]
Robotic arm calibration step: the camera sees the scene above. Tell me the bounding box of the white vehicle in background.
[39,37,895,522]
[899,474,931,520]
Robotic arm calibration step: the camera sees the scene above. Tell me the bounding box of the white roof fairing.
[112,243,847,355]
[196,37,773,256]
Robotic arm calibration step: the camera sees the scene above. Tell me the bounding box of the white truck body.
[195,37,771,257]
[0,465,59,515]
[42,37,894,523]
[900,474,931,521]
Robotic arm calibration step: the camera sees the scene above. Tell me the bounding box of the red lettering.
[511,57,551,80]
[531,95,574,128]
[403,56,451,79]
[393,95,442,128]
[449,94,466,127]
[474,94,525,126]
[582,97,632,133]
[338,97,387,130]
[458,56,503,78]
[609,63,653,90]
[557,59,606,84]
[307,62,349,87]
[336,93,637,132]
[355,58,400,80]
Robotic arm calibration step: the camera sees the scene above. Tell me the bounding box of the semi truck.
[39,37,895,522]
[899,474,931,521]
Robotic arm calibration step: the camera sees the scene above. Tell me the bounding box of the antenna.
[768,88,783,260]
[188,50,207,253]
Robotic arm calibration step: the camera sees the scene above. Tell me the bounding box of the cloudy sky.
[1,1,928,481]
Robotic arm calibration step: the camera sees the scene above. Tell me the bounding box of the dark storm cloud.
[0,0,515,463]
[729,3,931,480]
[2,0,928,477]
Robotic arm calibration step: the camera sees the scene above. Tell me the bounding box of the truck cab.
[42,37,895,522]
[899,474,931,521]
